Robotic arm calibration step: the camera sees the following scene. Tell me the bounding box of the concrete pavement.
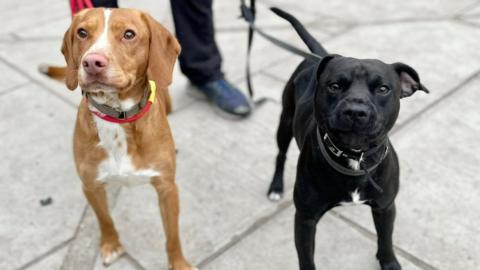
[1,0,480,269]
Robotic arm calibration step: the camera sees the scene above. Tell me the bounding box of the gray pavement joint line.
[0,33,21,43]
[455,0,480,16]
[454,18,480,29]
[60,185,123,270]
[351,17,453,27]
[216,20,319,33]
[13,14,70,34]
[329,210,438,270]
[260,0,338,19]
[15,237,74,270]
[170,99,199,114]
[196,199,294,269]
[10,32,21,41]
[392,68,480,134]
[0,56,78,108]
[260,69,289,83]
[0,82,31,97]
[123,252,148,270]
[0,36,63,43]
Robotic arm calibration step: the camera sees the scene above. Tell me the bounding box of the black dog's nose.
[341,104,371,126]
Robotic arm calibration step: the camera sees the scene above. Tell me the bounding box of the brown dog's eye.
[328,83,342,93]
[123,30,136,40]
[377,85,391,95]
[77,28,88,39]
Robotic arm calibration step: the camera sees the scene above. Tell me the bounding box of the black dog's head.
[314,55,429,150]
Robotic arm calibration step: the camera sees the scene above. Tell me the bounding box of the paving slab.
[28,245,69,270]
[262,0,476,23]
[203,205,422,270]
[84,75,298,269]
[0,1,478,270]
[462,16,480,27]
[458,1,480,17]
[0,83,85,270]
[336,75,480,269]
[213,0,316,31]
[14,16,70,41]
[0,60,29,94]
[0,40,81,107]
[0,0,70,36]
[11,0,172,41]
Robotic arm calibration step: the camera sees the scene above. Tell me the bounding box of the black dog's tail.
[270,7,328,57]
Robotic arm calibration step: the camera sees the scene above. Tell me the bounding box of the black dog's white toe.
[268,191,282,201]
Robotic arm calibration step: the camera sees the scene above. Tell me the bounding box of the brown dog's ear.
[61,25,79,90]
[392,63,429,98]
[142,13,181,89]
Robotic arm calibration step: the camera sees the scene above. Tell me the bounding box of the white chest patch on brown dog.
[93,117,160,186]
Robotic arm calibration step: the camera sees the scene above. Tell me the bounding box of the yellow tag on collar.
[148,80,157,103]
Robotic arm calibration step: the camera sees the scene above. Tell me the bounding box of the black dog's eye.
[328,83,342,93]
[377,85,391,95]
[123,29,136,40]
[77,28,88,39]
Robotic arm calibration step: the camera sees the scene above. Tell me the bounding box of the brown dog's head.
[61,8,180,93]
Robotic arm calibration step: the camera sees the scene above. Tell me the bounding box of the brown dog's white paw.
[101,242,125,266]
[168,262,198,270]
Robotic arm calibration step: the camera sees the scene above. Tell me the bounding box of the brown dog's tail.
[38,64,67,81]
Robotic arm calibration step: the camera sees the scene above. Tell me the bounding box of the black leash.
[239,0,322,106]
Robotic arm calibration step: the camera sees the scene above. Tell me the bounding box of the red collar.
[86,80,157,124]
[89,102,153,124]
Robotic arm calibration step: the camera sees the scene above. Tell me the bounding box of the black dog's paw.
[267,176,284,201]
[267,189,283,201]
[380,260,401,270]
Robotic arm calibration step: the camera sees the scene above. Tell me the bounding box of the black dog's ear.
[392,63,429,98]
[316,54,338,79]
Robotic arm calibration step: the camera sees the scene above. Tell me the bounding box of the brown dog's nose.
[82,53,108,75]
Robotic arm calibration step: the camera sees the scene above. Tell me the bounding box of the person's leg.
[170,0,251,117]
[170,0,222,85]
[91,0,118,8]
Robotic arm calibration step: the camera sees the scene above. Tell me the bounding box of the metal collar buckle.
[118,111,127,120]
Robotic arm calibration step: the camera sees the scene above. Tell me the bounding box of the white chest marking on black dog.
[348,159,361,170]
[340,189,366,206]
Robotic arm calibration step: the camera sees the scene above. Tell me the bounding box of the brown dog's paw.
[100,241,125,266]
[169,261,198,270]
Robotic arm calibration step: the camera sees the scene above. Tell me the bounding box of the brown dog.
[61,8,195,269]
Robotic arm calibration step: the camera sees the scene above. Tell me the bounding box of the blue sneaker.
[194,79,252,117]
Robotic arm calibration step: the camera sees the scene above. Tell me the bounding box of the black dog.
[266,8,429,270]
